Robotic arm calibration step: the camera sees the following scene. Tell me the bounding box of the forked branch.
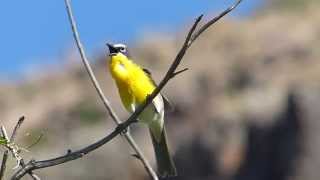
[10,0,241,179]
[0,117,40,180]
[65,0,157,179]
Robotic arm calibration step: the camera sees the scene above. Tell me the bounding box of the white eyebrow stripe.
[113,44,127,48]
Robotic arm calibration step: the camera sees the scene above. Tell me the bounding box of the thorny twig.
[11,0,242,179]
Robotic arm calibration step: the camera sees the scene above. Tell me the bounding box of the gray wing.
[142,68,174,112]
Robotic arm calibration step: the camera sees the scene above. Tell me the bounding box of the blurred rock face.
[1,5,320,180]
[234,92,302,180]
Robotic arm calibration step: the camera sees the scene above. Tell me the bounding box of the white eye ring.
[119,47,126,53]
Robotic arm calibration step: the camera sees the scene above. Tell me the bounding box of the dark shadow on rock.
[233,91,303,180]
[172,135,220,180]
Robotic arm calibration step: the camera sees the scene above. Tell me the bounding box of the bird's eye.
[119,47,126,53]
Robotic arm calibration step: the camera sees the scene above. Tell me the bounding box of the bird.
[107,43,177,177]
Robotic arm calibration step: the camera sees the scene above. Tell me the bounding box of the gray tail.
[149,127,177,178]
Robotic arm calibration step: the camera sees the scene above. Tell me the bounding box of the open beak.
[106,43,117,56]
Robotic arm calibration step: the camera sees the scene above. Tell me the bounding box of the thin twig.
[0,151,8,180]
[1,118,40,180]
[64,0,157,179]
[10,116,25,142]
[189,0,243,43]
[0,126,9,180]
[28,172,40,180]
[1,127,9,141]
[26,132,44,149]
[120,15,203,128]
[172,68,189,77]
[11,121,136,179]
[19,160,40,180]
[11,0,241,179]
[11,117,40,179]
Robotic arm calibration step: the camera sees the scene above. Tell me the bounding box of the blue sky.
[0,0,262,81]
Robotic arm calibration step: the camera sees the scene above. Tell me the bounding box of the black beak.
[106,43,117,56]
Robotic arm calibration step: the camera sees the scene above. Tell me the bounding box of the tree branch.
[0,127,9,180]
[10,116,25,142]
[0,151,8,180]
[64,0,158,179]
[10,0,241,179]
[1,117,40,180]
[189,0,242,44]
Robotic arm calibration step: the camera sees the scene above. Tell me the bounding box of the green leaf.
[0,137,8,145]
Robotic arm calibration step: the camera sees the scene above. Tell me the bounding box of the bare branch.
[11,122,132,179]
[0,151,8,180]
[1,125,22,170]
[0,127,9,180]
[119,0,242,172]
[11,0,241,179]
[19,160,40,180]
[10,116,25,142]
[26,132,44,150]
[189,0,243,44]
[172,68,189,77]
[121,15,203,127]
[0,149,9,180]
[1,127,9,141]
[1,118,41,180]
[63,0,157,179]
[28,172,40,180]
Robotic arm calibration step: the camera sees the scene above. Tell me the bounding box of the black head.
[107,43,130,57]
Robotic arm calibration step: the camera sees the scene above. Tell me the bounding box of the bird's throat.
[110,59,129,83]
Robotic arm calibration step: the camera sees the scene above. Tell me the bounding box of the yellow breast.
[109,53,156,112]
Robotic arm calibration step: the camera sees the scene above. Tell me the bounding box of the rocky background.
[1,0,320,179]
